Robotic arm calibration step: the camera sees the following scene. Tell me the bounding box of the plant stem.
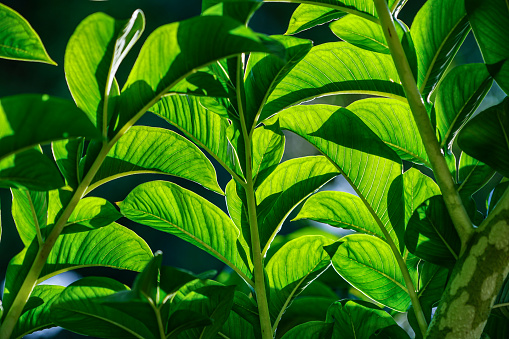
[373,0,473,253]
[236,56,273,339]
[0,144,111,339]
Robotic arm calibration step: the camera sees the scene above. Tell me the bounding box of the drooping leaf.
[51,276,155,339]
[151,94,244,179]
[411,0,470,98]
[331,234,410,311]
[405,196,460,267]
[88,126,222,194]
[120,181,253,283]
[52,138,84,189]
[326,300,398,339]
[0,95,101,161]
[252,123,285,187]
[202,0,262,24]
[11,285,64,339]
[435,64,493,149]
[117,15,283,132]
[270,105,405,250]
[285,4,345,35]
[347,98,429,165]
[266,235,335,323]
[280,321,333,339]
[0,3,55,64]
[0,148,64,191]
[245,35,312,126]
[11,188,48,246]
[457,97,509,178]
[65,10,145,128]
[261,43,404,120]
[457,152,495,198]
[257,156,338,252]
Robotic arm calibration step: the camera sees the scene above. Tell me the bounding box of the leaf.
[11,285,65,339]
[0,148,64,191]
[493,275,509,320]
[151,94,244,179]
[51,276,155,339]
[52,138,84,189]
[0,94,101,161]
[88,126,223,194]
[202,0,262,24]
[285,4,345,35]
[266,235,335,323]
[416,261,448,314]
[457,97,509,178]
[346,98,429,165]
[65,10,145,128]
[331,234,410,311]
[488,179,509,214]
[245,35,312,125]
[280,321,333,339]
[252,123,285,187]
[370,324,411,339]
[404,196,460,267]
[11,189,48,246]
[261,42,404,121]
[117,15,283,131]
[3,223,152,312]
[411,0,470,98]
[166,310,213,338]
[402,168,441,226]
[457,152,495,198]
[435,64,493,149]
[326,300,398,339]
[219,310,256,339]
[270,105,406,251]
[120,181,253,283]
[0,3,55,64]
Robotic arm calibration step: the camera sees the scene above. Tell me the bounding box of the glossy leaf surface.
[285,4,345,35]
[0,3,55,64]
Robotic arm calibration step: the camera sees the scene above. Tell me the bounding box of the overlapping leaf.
[0,3,55,64]
[202,0,262,24]
[457,152,495,198]
[402,168,441,225]
[280,321,333,339]
[285,4,345,35]
[52,138,84,189]
[252,124,285,186]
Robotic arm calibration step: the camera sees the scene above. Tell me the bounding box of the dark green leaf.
[416,261,448,316]
[219,310,256,339]
[370,324,411,339]
[285,4,345,35]
[457,152,495,198]
[457,97,509,178]
[488,179,509,214]
[0,3,55,64]
[280,321,333,339]
[166,310,213,338]
[52,138,84,189]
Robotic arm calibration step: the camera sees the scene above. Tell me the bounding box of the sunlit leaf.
[402,168,441,226]
[285,4,345,35]
[252,123,285,187]
[52,138,84,189]
[11,188,48,246]
[202,0,262,24]
[0,3,55,64]
[457,152,495,198]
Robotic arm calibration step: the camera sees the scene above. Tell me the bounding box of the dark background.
[0,1,499,338]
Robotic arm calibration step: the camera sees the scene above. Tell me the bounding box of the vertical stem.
[373,0,474,254]
[236,56,273,339]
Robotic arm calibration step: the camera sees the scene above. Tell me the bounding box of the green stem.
[236,56,273,339]
[0,144,111,339]
[372,0,473,254]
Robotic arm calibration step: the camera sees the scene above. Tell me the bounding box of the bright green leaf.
[402,168,441,226]
[285,4,345,35]
[202,0,262,24]
[52,138,84,189]
[252,123,285,187]
[457,152,495,198]
[11,188,48,246]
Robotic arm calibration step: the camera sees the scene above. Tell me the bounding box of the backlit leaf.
[285,4,345,35]
[11,188,48,246]
[202,0,262,24]
[52,138,84,189]
[457,152,495,198]
[252,123,285,187]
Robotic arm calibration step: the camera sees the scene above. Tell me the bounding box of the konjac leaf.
[51,276,155,339]
[435,64,493,149]
[411,0,470,98]
[88,126,222,194]
[120,181,253,283]
[261,42,404,121]
[117,15,283,132]
[266,235,335,322]
[0,3,55,64]
[457,97,509,178]
[12,285,65,339]
[0,95,100,161]
[65,10,145,128]
[331,234,410,311]
[285,4,345,35]
[52,138,84,189]
[11,188,48,246]
[256,156,339,253]
[347,98,429,165]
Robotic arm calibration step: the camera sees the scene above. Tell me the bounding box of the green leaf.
[166,310,213,338]
[0,3,55,64]
[331,234,410,311]
[457,97,509,178]
[261,42,404,122]
[219,310,256,339]
[252,123,285,187]
[404,196,460,267]
[285,4,345,35]
[280,321,333,339]
[12,285,65,339]
[11,188,48,246]
[120,181,253,283]
[3,223,152,312]
[266,235,335,323]
[151,94,244,180]
[257,156,338,252]
[0,148,64,191]
[51,276,155,339]
[488,179,509,214]
[202,0,262,24]
[270,105,405,251]
[326,300,398,339]
[411,0,470,98]
[416,261,448,315]
[370,324,411,339]
[88,126,223,194]
[330,15,404,54]
[347,98,429,165]
[402,168,441,226]
[435,64,493,149]
[117,15,282,132]
[65,10,145,128]
[245,35,312,125]
[457,152,495,198]
[0,94,101,161]
[52,138,84,189]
